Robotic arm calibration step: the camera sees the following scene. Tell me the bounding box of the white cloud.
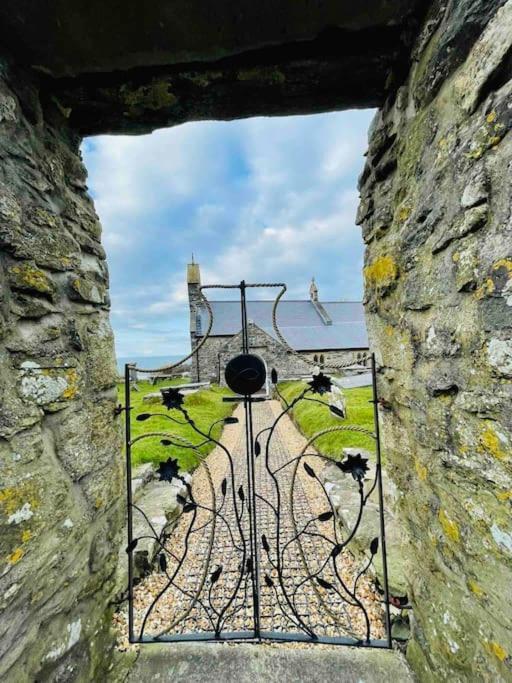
[83,109,374,358]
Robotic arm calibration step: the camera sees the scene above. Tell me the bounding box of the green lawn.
[276,381,376,459]
[119,380,235,472]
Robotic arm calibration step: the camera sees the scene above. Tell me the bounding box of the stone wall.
[196,323,365,386]
[194,336,231,383]
[302,350,370,369]
[217,323,311,385]
[358,2,512,680]
[0,59,123,681]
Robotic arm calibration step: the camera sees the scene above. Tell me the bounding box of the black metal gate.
[123,281,391,647]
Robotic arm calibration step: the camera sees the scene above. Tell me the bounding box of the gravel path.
[116,400,384,646]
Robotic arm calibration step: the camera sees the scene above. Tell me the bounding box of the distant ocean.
[116,354,188,374]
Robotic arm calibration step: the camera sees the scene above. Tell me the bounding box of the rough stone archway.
[0,2,510,681]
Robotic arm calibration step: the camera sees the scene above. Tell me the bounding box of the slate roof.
[197,300,368,351]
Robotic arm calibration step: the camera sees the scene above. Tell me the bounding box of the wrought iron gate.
[123,281,391,647]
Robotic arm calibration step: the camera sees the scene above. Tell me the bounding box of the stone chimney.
[187,254,201,288]
[309,276,318,302]
[309,276,332,325]
[187,256,202,381]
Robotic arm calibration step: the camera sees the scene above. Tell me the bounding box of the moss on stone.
[8,262,55,298]
[121,80,177,115]
[237,67,286,84]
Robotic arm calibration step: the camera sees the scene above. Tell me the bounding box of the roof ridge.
[205,299,363,304]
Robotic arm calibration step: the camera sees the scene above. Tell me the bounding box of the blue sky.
[82,109,375,359]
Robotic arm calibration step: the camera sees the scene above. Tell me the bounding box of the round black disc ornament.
[224,354,266,395]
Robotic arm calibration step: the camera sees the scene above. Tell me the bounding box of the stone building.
[187,261,369,383]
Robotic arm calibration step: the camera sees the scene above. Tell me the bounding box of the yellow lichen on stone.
[484,641,508,662]
[468,580,485,598]
[439,509,460,542]
[364,255,399,286]
[496,490,512,502]
[0,484,39,517]
[62,368,79,399]
[397,205,412,222]
[8,548,24,564]
[475,278,495,299]
[486,111,497,124]
[21,529,32,543]
[479,426,507,460]
[492,258,512,275]
[415,458,428,481]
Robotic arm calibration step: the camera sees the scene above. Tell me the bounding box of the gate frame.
[123,281,392,648]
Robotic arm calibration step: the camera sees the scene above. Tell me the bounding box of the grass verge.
[118,380,235,472]
[277,380,376,459]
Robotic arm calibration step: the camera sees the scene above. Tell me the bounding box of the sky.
[82,109,375,360]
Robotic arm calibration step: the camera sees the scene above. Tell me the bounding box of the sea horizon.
[116,354,189,374]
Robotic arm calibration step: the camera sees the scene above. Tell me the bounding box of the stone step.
[121,642,414,683]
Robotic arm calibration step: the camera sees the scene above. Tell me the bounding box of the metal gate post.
[239,281,262,638]
[371,353,392,648]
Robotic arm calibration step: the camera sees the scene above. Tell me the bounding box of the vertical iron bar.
[124,364,135,642]
[246,395,261,638]
[371,353,392,648]
[239,281,261,638]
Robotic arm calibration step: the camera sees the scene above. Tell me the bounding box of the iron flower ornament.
[161,387,184,410]
[308,372,332,395]
[337,453,369,482]
[157,456,180,483]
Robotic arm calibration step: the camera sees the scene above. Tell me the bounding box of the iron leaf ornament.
[210,565,223,584]
[316,577,334,590]
[308,372,332,395]
[160,387,184,410]
[126,538,138,553]
[157,456,180,483]
[303,462,316,478]
[329,404,346,419]
[331,544,343,559]
[336,453,369,482]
